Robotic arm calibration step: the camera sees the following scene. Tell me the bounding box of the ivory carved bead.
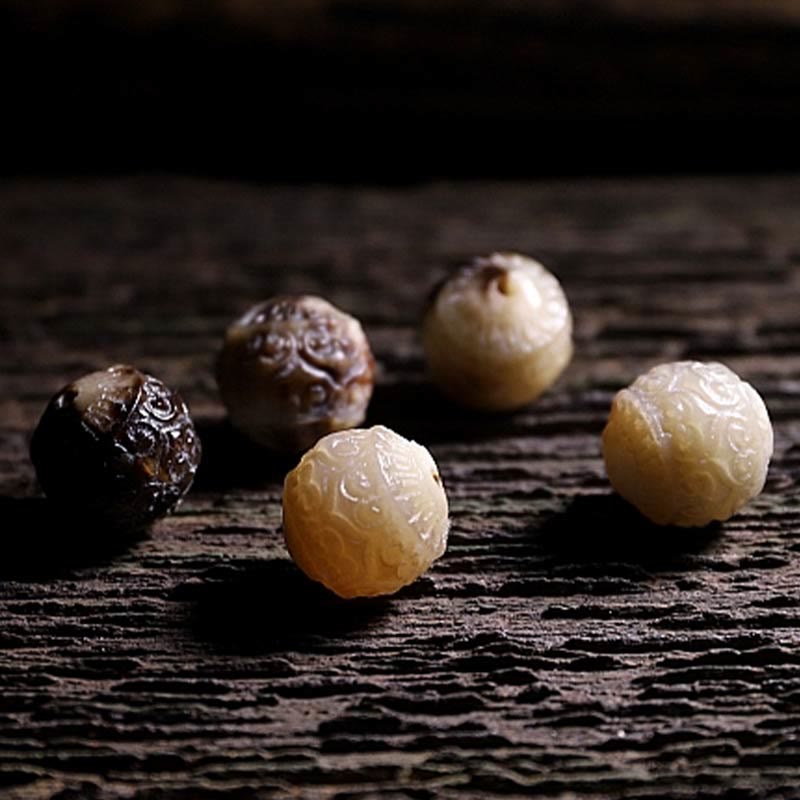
[602,361,773,527]
[422,252,573,411]
[282,425,449,598]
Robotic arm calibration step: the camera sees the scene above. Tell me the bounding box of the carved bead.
[282,425,450,598]
[422,252,573,411]
[30,365,201,532]
[602,361,773,527]
[216,296,375,452]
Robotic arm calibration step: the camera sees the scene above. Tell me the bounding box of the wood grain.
[1,177,800,798]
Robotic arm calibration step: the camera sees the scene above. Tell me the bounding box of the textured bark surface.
[1,177,800,798]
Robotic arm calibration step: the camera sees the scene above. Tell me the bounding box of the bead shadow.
[366,380,530,444]
[533,493,723,572]
[192,417,298,491]
[0,496,146,579]
[182,558,391,654]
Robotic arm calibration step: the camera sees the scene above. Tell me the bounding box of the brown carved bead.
[216,296,375,452]
[30,365,201,532]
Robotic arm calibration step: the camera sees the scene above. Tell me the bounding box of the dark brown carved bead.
[30,365,201,532]
[216,296,375,452]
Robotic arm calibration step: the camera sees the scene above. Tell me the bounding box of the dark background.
[2,0,800,181]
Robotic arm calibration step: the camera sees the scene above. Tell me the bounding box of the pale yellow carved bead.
[282,425,450,598]
[602,361,773,527]
[422,252,573,411]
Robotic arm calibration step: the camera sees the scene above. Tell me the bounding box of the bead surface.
[30,365,201,532]
[602,360,773,527]
[217,295,374,452]
[282,425,449,598]
[422,252,573,411]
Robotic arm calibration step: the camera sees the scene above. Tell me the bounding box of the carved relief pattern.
[111,371,201,517]
[606,361,772,526]
[219,296,374,449]
[33,365,200,528]
[283,426,449,598]
[240,297,370,404]
[432,252,572,355]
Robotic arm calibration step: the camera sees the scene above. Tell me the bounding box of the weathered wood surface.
[1,177,800,799]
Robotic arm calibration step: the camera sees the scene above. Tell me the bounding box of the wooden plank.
[1,176,800,798]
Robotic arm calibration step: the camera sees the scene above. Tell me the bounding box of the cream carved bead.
[602,361,773,527]
[422,252,573,411]
[282,425,450,598]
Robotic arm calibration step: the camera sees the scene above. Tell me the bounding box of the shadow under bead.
[30,365,201,533]
[216,295,375,453]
